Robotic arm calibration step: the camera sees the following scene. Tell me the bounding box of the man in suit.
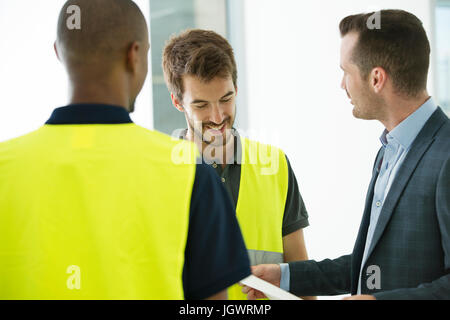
[243,9,450,300]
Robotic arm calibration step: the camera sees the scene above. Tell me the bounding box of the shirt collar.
[45,104,133,125]
[379,97,437,149]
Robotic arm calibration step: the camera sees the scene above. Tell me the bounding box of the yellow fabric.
[228,137,288,300]
[0,124,197,299]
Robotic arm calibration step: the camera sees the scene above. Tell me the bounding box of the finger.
[246,288,267,300]
[247,289,256,300]
[241,285,251,294]
[255,290,267,299]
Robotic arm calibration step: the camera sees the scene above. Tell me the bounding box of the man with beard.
[162,29,314,300]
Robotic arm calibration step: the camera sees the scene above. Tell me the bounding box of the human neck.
[68,75,130,111]
[380,92,430,132]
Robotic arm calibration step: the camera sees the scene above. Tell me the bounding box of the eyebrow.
[191,91,235,104]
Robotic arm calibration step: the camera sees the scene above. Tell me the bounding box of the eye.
[194,104,208,109]
[220,98,232,103]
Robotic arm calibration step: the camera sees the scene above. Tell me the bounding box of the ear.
[126,41,141,73]
[171,93,185,112]
[54,41,61,62]
[370,67,387,94]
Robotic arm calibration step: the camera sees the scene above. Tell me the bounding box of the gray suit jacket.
[289,107,450,299]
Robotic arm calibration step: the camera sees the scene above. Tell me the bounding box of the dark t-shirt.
[180,129,310,236]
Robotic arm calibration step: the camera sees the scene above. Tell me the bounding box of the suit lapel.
[364,108,447,262]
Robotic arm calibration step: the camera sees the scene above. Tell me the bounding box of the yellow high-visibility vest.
[228,137,289,300]
[0,123,197,299]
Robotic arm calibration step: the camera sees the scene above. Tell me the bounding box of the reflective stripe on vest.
[247,249,284,265]
[228,137,289,300]
[0,124,197,299]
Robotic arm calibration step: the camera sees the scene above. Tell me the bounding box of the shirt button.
[376,201,382,207]
[221,177,226,183]
[212,163,217,169]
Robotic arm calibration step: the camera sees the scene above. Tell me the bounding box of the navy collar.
[45,104,133,125]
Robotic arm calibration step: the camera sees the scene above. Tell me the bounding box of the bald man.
[0,0,250,299]
[55,0,149,112]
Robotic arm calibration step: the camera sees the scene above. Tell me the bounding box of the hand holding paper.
[240,275,302,300]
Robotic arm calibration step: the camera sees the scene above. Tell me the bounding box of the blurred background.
[0,0,449,299]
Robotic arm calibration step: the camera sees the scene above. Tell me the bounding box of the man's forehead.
[341,33,358,53]
[182,75,235,99]
[340,32,359,65]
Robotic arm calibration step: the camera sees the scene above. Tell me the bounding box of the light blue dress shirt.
[280,97,437,294]
[280,263,290,291]
[357,97,437,293]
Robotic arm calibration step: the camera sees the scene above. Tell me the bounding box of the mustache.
[202,118,230,128]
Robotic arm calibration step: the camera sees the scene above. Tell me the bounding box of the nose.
[340,76,346,90]
[210,103,224,124]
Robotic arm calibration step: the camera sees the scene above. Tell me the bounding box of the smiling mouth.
[205,122,227,134]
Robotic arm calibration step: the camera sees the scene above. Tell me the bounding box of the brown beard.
[187,116,234,146]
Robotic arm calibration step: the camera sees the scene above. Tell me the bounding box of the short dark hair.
[339,9,430,97]
[57,0,147,65]
[162,29,237,101]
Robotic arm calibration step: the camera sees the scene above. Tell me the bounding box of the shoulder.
[0,127,45,155]
[132,125,192,147]
[132,125,199,163]
[434,117,450,145]
[428,118,450,159]
[240,137,287,163]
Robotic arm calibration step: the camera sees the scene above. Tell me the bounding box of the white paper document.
[240,275,302,300]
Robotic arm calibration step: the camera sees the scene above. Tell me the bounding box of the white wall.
[194,0,227,37]
[242,0,435,298]
[0,1,66,142]
[0,0,153,143]
[133,0,153,129]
